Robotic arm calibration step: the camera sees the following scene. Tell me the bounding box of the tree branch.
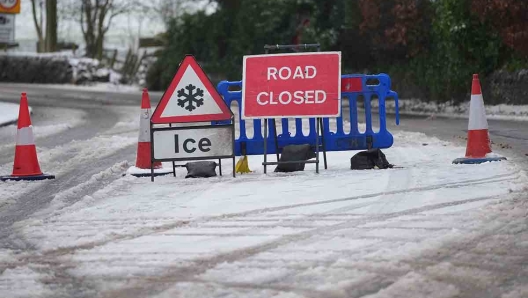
[80,1,87,39]
[30,0,43,41]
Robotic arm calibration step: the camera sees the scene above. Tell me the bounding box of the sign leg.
[232,120,236,178]
[316,118,320,174]
[263,119,268,174]
[232,156,236,178]
[272,119,280,162]
[150,122,155,182]
[319,118,328,170]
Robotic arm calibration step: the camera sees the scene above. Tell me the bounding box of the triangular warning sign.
[151,55,233,124]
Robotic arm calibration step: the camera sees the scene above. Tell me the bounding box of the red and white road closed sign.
[242,51,341,119]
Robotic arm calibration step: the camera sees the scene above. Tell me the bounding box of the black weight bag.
[185,161,218,178]
[274,144,317,173]
[350,148,393,170]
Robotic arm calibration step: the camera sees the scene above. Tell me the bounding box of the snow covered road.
[2,127,527,297]
[0,84,527,297]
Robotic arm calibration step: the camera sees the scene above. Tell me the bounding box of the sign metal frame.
[253,44,333,174]
[149,54,236,181]
[149,122,236,182]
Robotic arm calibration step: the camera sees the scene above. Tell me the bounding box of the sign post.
[0,13,14,44]
[242,45,341,173]
[150,55,236,181]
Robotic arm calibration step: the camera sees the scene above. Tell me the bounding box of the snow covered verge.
[381,98,528,121]
[1,128,527,297]
[0,102,31,127]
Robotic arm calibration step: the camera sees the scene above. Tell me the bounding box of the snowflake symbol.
[177,84,204,112]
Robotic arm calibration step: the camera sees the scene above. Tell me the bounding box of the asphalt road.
[0,83,527,297]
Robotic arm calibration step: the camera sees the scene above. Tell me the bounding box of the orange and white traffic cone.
[453,74,507,164]
[127,89,173,177]
[1,93,55,181]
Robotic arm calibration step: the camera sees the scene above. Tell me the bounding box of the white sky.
[13,0,215,51]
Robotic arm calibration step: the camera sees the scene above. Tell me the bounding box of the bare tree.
[30,0,58,53]
[79,0,132,60]
[46,0,58,52]
[31,0,45,52]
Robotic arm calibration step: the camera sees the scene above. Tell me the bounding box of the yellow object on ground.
[235,155,251,174]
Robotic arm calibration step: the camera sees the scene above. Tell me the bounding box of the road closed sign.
[242,51,341,119]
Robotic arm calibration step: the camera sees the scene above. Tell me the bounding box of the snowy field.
[1,99,527,297]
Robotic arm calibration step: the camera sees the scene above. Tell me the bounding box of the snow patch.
[152,282,307,298]
[486,152,505,158]
[48,161,130,210]
[0,102,32,127]
[0,266,52,298]
[362,271,460,298]
[502,285,528,298]
[126,166,173,176]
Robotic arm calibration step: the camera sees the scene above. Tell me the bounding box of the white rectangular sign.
[0,13,14,43]
[153,126,233,160]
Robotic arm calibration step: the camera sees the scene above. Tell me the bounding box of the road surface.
[0,83,527,298]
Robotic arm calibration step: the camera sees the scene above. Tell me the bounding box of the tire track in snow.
[331,194,528,298]
[98,194,510,298]
[0,147,135,241]
[0,113,137,297]
[18,170,521,256]
[370,218,528,296]
[0,157,136,297]
[0,104,119,167]
[7,170,523,297]
[0,88,145,298]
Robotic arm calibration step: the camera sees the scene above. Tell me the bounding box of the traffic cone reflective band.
[453,74,506,164]
[1,93,55,181]
[127,89,172,177]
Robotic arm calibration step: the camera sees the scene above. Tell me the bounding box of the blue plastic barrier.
[213,74,399,156]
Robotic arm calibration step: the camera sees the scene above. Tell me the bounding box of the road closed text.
[257,66,326,105]
[242,52,341,118]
